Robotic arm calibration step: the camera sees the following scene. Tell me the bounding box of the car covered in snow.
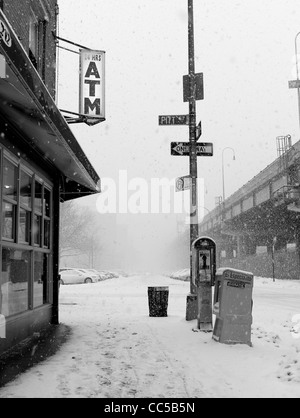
[59,269,99,285]
[169,268,190,281]
[97,270,119,280]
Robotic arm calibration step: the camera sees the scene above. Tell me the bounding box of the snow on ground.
[0,274,299,398]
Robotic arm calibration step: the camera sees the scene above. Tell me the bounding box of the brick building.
[0,1,101,355]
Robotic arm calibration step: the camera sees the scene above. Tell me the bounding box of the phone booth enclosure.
[215,268,253,317]
[213,270,223,315]
[212,268,254,346]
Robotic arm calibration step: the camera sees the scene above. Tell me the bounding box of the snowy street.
[0,274,300,399]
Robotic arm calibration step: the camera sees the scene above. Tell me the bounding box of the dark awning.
[0,9,100,201]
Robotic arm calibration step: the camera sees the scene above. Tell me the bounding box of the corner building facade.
[0,1,100,355]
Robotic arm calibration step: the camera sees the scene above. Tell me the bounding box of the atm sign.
[79,50,105,120]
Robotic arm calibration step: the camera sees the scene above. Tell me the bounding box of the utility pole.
[186,0,199,320]
[159,0,210,320]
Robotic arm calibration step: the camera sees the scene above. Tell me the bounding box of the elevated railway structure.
[199,137,300,280]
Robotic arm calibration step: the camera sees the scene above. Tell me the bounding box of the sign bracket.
[53,33,92,53]
[60,109,106,126]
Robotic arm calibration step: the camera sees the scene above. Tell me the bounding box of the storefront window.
[34,181,42,213]
[20,170,32,207]
[33,253,48,308]
[44,188,51,217]
[19,208,31,243]
[33,214,41,246]
[2,202,15,240]
[44,219,50,248]
[0,150,52,316]
[3,158,17,200]
[1,248,30,316]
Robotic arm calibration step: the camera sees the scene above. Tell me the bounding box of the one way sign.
[171,142,213,156]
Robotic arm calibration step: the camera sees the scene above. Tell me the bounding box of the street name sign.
[183,73,204,102]
[289,80,300,89]
[159,115,189,126]
[176,176,192,192]
[171,142,213,157]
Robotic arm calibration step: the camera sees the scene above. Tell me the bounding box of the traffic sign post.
[158,0,213,325]
[186,0,199,322]
[171,142,213,157]
[196,121,202,140]
[183,73,204,102]
[159,115,189,126]
[289,80,300,89]
[176,176,192,192]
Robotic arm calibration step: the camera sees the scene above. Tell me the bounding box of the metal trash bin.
[148,287,169,317]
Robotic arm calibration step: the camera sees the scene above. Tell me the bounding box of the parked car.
[80,269,102,282]
[59,269,98,285]
[59,267,101,282]
[97,270,119,280]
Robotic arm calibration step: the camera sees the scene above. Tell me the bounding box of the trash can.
[148,287,169,317]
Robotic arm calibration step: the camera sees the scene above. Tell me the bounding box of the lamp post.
[295,32,300,130]
[222,147,236,203]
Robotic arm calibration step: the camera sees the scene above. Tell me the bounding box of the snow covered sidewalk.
[0,274,299,398]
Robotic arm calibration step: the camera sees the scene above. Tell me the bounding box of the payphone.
[192,237,216,331]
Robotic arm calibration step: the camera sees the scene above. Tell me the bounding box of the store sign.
[0,18,12,47]
[79,49,105,122]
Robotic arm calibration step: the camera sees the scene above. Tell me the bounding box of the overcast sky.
[56,0,300,270]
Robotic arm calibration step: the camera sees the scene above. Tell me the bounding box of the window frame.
[29,10,39,69]
[18,166,33,245]
[2,153,18,242]
[28,8,47,81]
[0,147,54,317]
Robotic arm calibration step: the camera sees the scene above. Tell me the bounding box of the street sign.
[196,121,202,140]
[159,115,189,126]
[171,142,213,157]
[176,176,192,192]
[289,80,300,89]
[183,73,204,102]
